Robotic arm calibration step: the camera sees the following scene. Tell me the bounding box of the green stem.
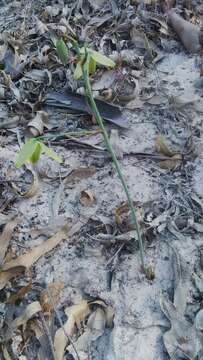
[82,57,146,272]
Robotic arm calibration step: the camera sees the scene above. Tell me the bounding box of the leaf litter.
[0,0,203,359]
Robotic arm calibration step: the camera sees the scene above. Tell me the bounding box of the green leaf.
[29,142,42,164]
[56,39,69,65]
[40,143,62,163]
[15,140,38,168]
[88,56,96,75]
[74,60,83,80]
[80,48,115,68]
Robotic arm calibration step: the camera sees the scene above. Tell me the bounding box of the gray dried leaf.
[25,69,52,85]
[110,129,123,159]
[160,294,201,359]
[125,97,144,109]
[193,223,203,233]
[92,70,117,91]
[45,5,61,17]
[36,18,48,34]
[88,0,107,10]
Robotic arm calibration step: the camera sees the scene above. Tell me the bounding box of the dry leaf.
[29,319,43,339]
[87,308,106,334]
[125,98,144,109]
[115,201,143,232]
[90,299,114,328]
[64,167,96,185]
[159,154,182,170]
[11,168,39,198]
[36,19,48,34]
[12,301,42,329]
[0,228,66,290]
[110,129,123,160]
[54,300,91,360]
[2,227,68,271]
[155,135,174,157]
[0,217,19,265]
[147,95,167,105]
[27,111,50,137]
[0,213,17,226]
[0,267,23,290]
[40,282,64,313]
[80,190,95,206]
[1,346,12,360]
[7,281,32,304]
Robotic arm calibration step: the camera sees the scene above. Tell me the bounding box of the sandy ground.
[1,1,203,359]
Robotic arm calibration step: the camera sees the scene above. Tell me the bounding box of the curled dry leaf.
[11,301,42,332]
[159,154,182,170]
[40,282,64,313]
[155,135,174,157]
[87,307,105,330]
[11,168,39,198]
[27,111,50,137]
[0,228,68,290]
[155,135,183,169]
[0,216,19,265]
[54,299,114,360]
[7,281,32,304]
[54,300,91,360]
[80,189,95,206]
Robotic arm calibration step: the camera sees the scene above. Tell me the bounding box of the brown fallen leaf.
[3,227,67,272]
[155,135,182,169]
[0,217,19,265]
[29,318,44,339]
[54,299,114,360]
[54,300,91,360]
[80,190,95,207]
[40,282,64,313]
[155,135,174,157]
[115,201,143,232]
[159,154,182,170]
[67,300,114,357]
[0,267,23,291]
[0,229,66,289]
[7,281,32,304]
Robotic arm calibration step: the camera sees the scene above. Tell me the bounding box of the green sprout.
[15,139,62,168]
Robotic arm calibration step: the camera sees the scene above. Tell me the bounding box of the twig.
[81,51,146,273]
[106,243,125,267]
